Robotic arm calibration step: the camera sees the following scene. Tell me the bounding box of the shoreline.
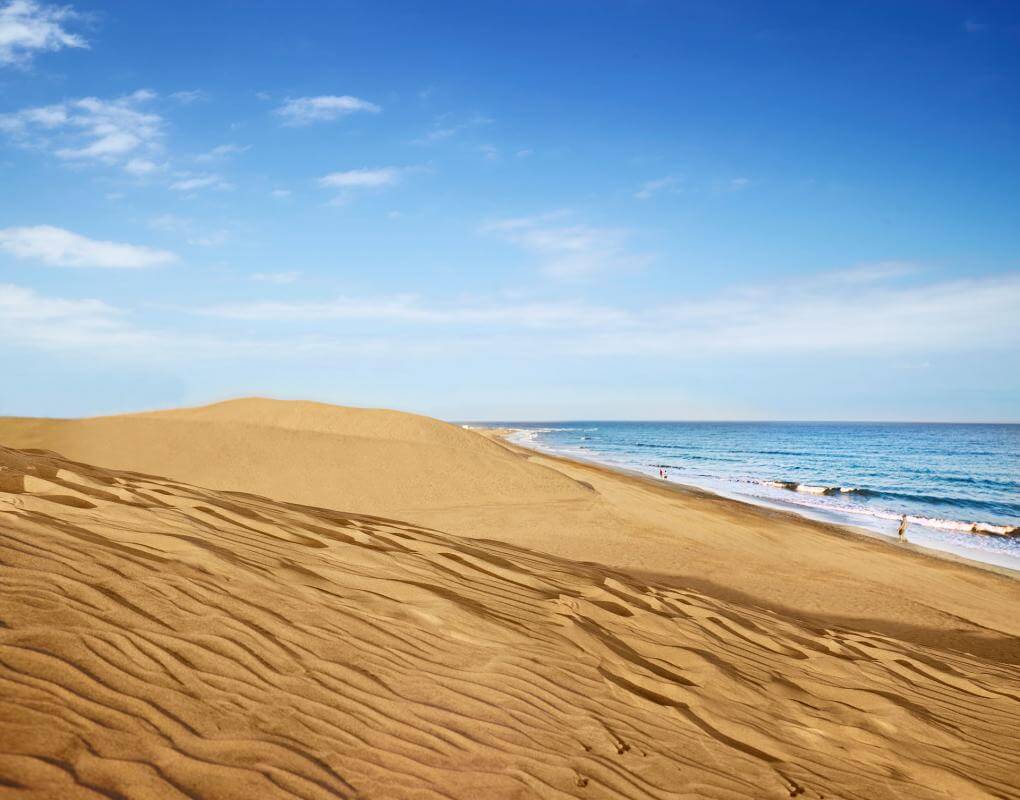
[481,427,1020,581]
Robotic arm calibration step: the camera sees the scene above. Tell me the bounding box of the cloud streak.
[482,212,651,279]
[169,173,232,192]
[196,267,1020,357]
[635,176,678,200]
[318,167,404,189]
[275,95,380,126]
[3,269,1015,367]
[0,225,177,268]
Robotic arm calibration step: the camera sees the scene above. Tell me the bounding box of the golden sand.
[1,398,1018,798]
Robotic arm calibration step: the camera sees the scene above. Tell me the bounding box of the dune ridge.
[2,444,1019,799]
[0,398,588,519]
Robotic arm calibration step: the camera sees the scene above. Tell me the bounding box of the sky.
[0,0,1018,422]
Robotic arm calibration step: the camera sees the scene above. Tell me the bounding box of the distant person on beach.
[898,515,908,540]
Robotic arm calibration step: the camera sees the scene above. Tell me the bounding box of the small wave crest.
[752,479,1018,537]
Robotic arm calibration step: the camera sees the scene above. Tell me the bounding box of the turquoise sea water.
[469,422,1020,570]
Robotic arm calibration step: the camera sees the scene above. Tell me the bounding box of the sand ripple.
[1,445,1018,799]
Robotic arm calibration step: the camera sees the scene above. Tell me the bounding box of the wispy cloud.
[0,225,177,268]
[275,95,380,126]
[318,167,402,188]
[199,294,626,328]
[169,173,232,192]
[0,283,437,360]
[413,113,492,145]
[0,282,132,350]
[251,271,301,284]
[170,89,208,104]
[194,143,248,163]
[963,19,987,33]
[0,0,87,67]
[0,89,163,171]
[190,267,1020,360]
[481,212,651,279]
[318,166,405,191]
[634,176,679,200]
[4,268,1016,366]
[124,157,165,176]
[581,269,1020,358]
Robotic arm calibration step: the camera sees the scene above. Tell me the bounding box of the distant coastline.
[469,420,1020,572]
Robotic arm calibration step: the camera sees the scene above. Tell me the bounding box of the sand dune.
[2,443,1019,799]
[0,399,588,520]
[1,399,1018,657]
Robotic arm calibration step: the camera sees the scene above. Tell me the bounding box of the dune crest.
[0,398,588,519]
[2,444,1018,799]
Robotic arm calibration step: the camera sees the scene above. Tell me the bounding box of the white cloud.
[0,0,87,67]
[482,212,651,278]
[0,283,434,360]
[195,143,248,162]
[4,268,1015,368]
[0,283,136,350]
[192,268,1020,358]
[275,95,380,126]
[200,295,625,328]
[251,271,301,284]
[124,157,164,176]
[635,176,678,200]
[0,225,177,268]
[170,89,208,104]
[318,167,402,189]
[270,188,292,199]
[413,114,492,145]
[0,90,163,171]
[0,282,112,320]
[169,173,232,192]
[586,270,1020,358]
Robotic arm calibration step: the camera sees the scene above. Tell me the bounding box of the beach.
[1,398,1018,799]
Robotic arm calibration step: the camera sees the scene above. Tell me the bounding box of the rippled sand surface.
[2,439,1019,799]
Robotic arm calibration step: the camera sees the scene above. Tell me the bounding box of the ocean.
[470,421,1020,570]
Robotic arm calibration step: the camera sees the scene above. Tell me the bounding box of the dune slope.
[1,398,1018,669]
[0,398,589,519]
[2,445,1018,799]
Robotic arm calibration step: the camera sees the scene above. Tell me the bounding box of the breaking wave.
[749,479,1018,536]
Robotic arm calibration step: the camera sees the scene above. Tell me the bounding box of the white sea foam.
[795,484,832,495]
[748,482,1017,537]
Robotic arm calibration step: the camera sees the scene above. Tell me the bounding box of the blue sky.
[0,0,1018,421]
